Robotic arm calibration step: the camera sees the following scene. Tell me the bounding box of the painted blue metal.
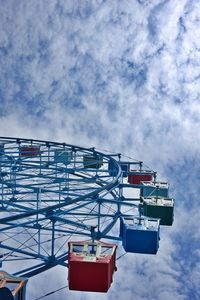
[120,216,160,254]
[0,137,123,278]
[0,136,173,288]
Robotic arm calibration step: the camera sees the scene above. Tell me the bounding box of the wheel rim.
[0,137,142,277]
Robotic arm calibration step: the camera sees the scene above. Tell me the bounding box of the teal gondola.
[141,181,169,198]
[54,149,72,165]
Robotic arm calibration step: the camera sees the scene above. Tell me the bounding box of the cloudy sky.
[0,0,200,299]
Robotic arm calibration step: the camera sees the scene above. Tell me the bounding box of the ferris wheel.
[0,137,174,296]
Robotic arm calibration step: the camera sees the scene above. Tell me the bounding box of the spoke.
[0,136,144,278]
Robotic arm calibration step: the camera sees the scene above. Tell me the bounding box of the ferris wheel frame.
[0,136,157,279]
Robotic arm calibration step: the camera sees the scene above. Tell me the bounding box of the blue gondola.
[0,143,4,155]
[108,160,117,176]
[108,161,129,177]
[120,216,160,254]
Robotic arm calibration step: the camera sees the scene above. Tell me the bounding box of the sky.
[0,0,200,299]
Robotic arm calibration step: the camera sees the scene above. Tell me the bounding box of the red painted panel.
[20,147,40,157]
[68,240,117,293]
[128,173,152,184]
[68,254,113,292]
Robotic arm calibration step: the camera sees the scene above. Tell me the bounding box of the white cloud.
[0,0,200,299]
